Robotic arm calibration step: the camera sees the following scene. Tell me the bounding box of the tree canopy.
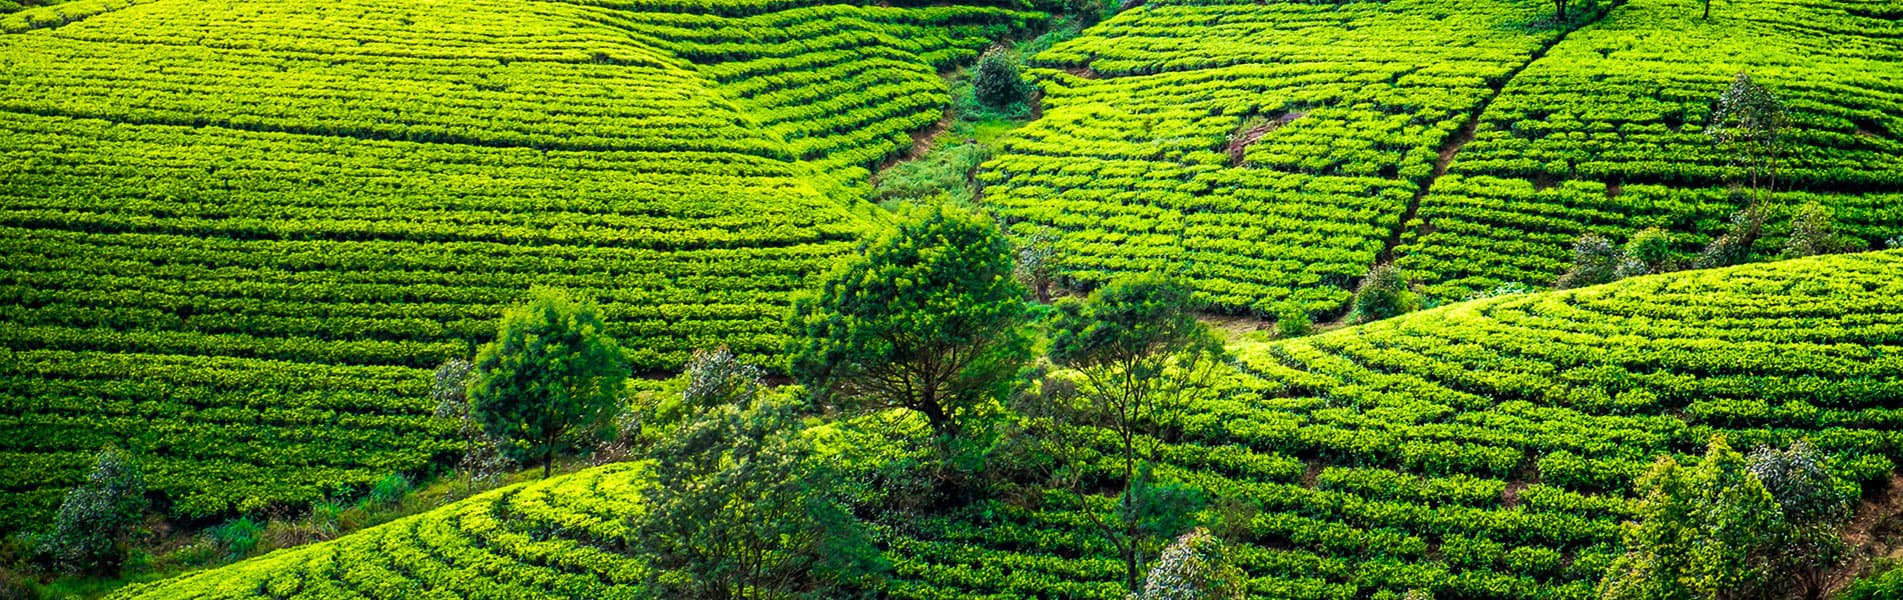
[470,288,630,478]
[788,203,1031,447]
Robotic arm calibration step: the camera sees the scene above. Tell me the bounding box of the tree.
[1046,273,1225,591]
[432,358,515,489]
[1706,73,1789,205]
[634,361,882,600]
[973,46,1027,109]
[1553,0,1569,22]
[469,289,629,478]
[1015,227,1062,303]
[1558,234,1622,289]
[1598,437,1785,600]
[1702,0,1712,19]
[1130,528,1245,600]
[1746,440,1854,600]
[788,204,1031,447]
[34,448,147,576]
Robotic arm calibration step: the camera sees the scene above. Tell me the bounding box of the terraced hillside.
[109,463,655,599]
[987,0,1903,315]
[0,0,1036,531]
[107,252,1903,598]
[886,251,1903,598]
[1398,0,1903,299]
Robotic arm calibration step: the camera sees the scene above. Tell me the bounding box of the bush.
[470,288,630,478]
[367,473,413,506]
[1274,305,1312,337]
[211,517,262,561]
[1130,528,1245,600]
[1782,201,1849,258]
[1352,264,1417,322]
[973,47,1027,109]
[1556,234,1620,289]
[1694,205,1764,269]
[1622,227,1674,274]
[33,448,147,576]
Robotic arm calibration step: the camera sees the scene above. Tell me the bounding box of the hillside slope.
[105,252,1903,598]
[0,0,1035,531]
[987,0,1903,315]
[886,251,1903,598]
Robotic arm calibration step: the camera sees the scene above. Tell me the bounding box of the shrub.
[973,46,1026,109]
[367,473,412,506]
[211,517,263,561]
[1352,264,1417,322]
[1782,201,1849,258]
[34,448,147,576]
[1694,204,1764,269]
[1274,305,1312,337]
[1555,234,1620,289]
[1130,528,1244,600]
[1621,227,1674,274]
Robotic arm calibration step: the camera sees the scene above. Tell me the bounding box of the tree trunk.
[1554,0,1566,21]
[1702,0,1710,19]
[543,442,554,479]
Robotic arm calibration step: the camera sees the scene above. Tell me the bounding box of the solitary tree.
[636,361,883,600]
[1598,437,1785,600]
[789,204,1031,447]
[1046,273,1225,591]
[1015,227,1062,303]
[1706,73,1789,205]
[470,289,629,478]
[1558,234,1623,289]
[35,448,147,576]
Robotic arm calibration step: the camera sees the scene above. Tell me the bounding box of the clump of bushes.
[1351,264,1418,323]
[1559,228,1680,289]
[973,47,1027,109]
[29,448,147,577]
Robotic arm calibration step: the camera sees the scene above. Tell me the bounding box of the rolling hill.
[0,0,1037,531]
[108,251,1903,598]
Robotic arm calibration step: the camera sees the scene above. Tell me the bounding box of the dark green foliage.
[33,448,147,576]
[1839,563,1903,600]
[366,474,413,506]
[1351,264,1417,321]
[1782,201,1856,258]
[1621,228,1675,274]
[1045,273,1224,591]
[1746,440,1854,600]
[1274,305,1312,338]
[211,517,262,561]
[973,46,1026,109]
[470,289,630,478]
[635,364,882,600]
[1706,73,1789,202]
[1131,528,1245,600]
[1597,438,1787,600]
[1015,227,1062,303]
[789,204,1031,446]
[1557,234,1622,289]
[1695,204,1765,269]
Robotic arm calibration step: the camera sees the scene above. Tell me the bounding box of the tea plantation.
[0,0,1036,531]
[106,251,1903,599]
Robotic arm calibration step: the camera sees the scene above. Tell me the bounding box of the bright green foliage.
[788,204,1031,444]
[111,463,657,599]
[1350,264,1417,323]
[974,46,1028,109]
[635,384,882,599]
[1130,528,1244,600]
[986,0,1565,315]
[1399,0,1903,300]
[1597,437,1784,600]
[1839,564,1903,600]
[1621,228,1675,275]
[1274,305,1312,338]
[0,0,1042,528]
[470,289,630,478]
[875,252,1903,598]
[32,448,146,576]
